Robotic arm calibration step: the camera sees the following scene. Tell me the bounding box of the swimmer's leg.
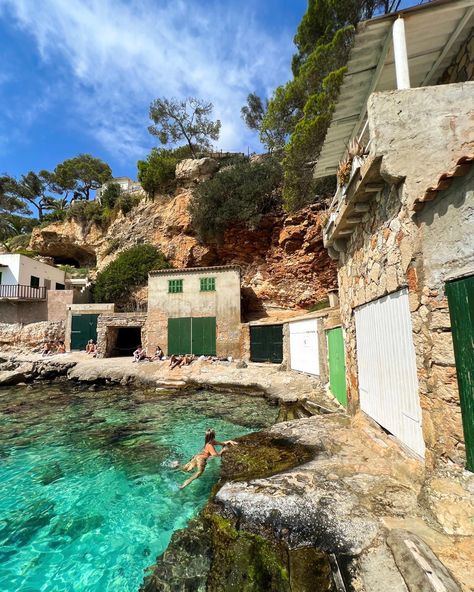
[180,456,206,489]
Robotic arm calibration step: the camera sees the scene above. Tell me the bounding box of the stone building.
[146,266,241,358]
[315,1,474,470]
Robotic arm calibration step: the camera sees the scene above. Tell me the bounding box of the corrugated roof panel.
[314,0,474,178]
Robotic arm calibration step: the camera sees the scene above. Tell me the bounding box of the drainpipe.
[392,16,411,89]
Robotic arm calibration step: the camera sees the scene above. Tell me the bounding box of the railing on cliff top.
[0,285,47,300]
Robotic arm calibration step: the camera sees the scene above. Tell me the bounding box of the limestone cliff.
[29,190,337,316]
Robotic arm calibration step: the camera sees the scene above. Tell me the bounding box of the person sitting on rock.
[151,346,164,361]
[85,340,95,354]
[133,346,146,362]
[56,341,66,354]
[179,428,238,489]
[41,342,51,357]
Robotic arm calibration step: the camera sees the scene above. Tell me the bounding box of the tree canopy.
[0,176,30,246]
[190,156,282,241]
[252,0,391,211]
[148,97,221,158]
[52,154,112,200]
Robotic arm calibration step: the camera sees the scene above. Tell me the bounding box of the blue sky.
[0,0,420,181]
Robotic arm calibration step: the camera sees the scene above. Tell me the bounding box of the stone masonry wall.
[438,33,474,84]
[96,313,147,358]
[337,83,474,469]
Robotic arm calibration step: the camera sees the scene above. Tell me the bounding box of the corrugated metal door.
[250,325,283,363]
[71,314,99,350]
[327,327,347,407]
[355,289,425,457]
[446,275,474,472]
[191,317,216,356]
[289,319,319,375]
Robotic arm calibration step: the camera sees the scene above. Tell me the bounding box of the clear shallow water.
[0,383,278,592]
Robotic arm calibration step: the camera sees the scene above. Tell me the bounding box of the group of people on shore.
[132,345,233,369]
[40,341,66,356]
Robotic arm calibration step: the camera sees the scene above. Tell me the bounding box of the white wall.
[0,255,65,288]
[0,254,21,284]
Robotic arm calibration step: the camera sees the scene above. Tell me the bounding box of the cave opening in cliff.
[52,250,97,268]
[108,327,142,357]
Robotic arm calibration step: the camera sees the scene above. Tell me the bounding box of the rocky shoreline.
[1,353,473,591]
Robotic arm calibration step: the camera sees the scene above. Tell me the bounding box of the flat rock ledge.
[143,416,474,592]
[0,352,338,410]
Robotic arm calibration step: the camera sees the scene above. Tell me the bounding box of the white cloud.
[0,0,295,162]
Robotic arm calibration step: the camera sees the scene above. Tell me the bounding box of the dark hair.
[205,429,216,444]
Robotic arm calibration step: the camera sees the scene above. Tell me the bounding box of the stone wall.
[96,313,147,358]
[336,84,474,469]
[0,320,65,352]
[438,33,474,84]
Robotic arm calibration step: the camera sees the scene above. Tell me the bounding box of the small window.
[0,271,2,284]
[30,276,40,288]
[200,277,216,292]
[168,279,183,293]
[56,283,65,290]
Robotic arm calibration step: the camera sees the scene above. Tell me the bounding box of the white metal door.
[289,319,319,375]
[355,289,425,457]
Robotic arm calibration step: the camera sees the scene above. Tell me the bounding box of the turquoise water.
[0,383,278,592]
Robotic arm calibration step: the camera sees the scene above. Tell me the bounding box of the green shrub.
[94,244,170,303]
[137,145,195,198]
[115,193,140,215]
[7,233,32,251]
[100,182,122,209]
[190,156,283,240]
[308,299,330,312]
[66,200,105,226]
[57,265,90,278]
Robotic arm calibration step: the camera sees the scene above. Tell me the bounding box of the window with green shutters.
[168,279,183,293]
[200,277,215,292]
[30,276,40,288]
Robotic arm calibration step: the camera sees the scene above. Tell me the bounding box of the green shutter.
[191,317,216,355]
[446,276,474,472]
[169,279,183,293]
[168,317,191,354]
[30,276,40,288]
[71,314,99,351]
[327,327,347,407]
[250,325,283,363]
[200,277,216,292]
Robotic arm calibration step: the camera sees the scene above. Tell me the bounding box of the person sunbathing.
[179,428,238,489]
[56,341,66,354]
[41,342,51,357]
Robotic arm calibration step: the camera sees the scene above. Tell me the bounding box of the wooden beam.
[422,7,474,86]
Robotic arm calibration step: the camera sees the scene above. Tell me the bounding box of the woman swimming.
[179,428,237,489]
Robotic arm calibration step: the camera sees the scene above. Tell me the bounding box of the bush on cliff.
[137,145,195,198]
[189,156,283,241]
[94,244,170,303]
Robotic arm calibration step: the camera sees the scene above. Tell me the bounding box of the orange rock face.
[30,190,338,315]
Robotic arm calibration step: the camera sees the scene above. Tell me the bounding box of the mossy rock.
[219,431,316,483]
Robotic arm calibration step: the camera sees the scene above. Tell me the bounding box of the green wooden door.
[250,325,283,363]
[192,317,216,356]
[446,275,474,472]
[71,314,99,351]
[168,318,191,355]
[168,317,216,356]
[327,327,347,407]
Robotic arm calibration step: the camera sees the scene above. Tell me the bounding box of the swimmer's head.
[205,428,216,444]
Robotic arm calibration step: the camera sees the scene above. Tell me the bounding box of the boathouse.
[146,265,241,358]
[316,0,474,469]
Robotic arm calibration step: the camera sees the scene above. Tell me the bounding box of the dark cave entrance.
[107,327,142,357]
